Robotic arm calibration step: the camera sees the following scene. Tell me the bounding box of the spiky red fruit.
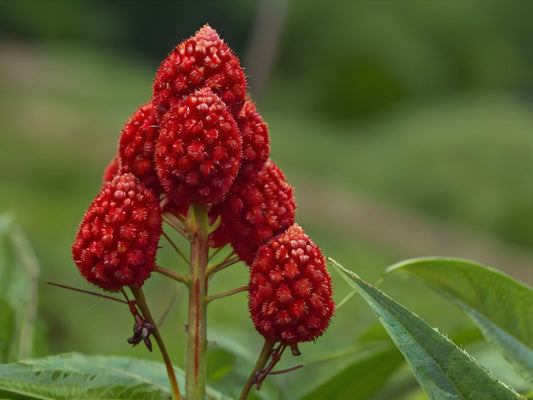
[103,156,120,184]
[72,173,162,291]
[249,224,334,344]
[209,160,295,264]
[153,24,246,118]
[118,102,161,191]
[155,88,242,207]
[237,98,270,176]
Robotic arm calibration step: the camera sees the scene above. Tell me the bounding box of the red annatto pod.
[248,224,334,344]
[118,102,161,192]
[152,24,247,119]
[103,156,120,184]
[155,87,242,207]
[236,98,270,176]
[72,172,162,291]
[209,160,295,264]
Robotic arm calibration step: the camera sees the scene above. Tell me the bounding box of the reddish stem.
[185,204,209,400]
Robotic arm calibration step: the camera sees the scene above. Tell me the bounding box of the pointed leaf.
[0,352,231,400]
[0,215,41,362]
[331,259,523,400]
[386,257,533,382]
[301,345,403,400]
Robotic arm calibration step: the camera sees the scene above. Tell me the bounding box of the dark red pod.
[118,102,161,192]
[248,224,334,344]
[72,173,162,291]
[209,160,295,264]
[236,98,270,176]
[152,24,247,119]
[155,88,242,207]
[102,156,120,184]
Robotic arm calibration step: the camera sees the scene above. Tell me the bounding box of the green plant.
[0,25,531,400]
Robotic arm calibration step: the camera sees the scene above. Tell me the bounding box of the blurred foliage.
[0,0,255,59]
[265,94,533,248]
[0,215,47,362]
[2,1,532,118]
[279,2,533,120]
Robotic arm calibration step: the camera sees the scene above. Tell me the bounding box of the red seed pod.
[155,88,242,207]
[248,224,334,344]
[236,98,270,176]
[118,102,161,191]
[103,156,120,184]
[152,24,246,119]
[72,173,162,291]
[209,160,295,264]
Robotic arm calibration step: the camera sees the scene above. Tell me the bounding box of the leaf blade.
[386,257,533,382]
[0,214,41,362]
[300,345,403,400]
[331,259,523,400]
[0,352,231,400]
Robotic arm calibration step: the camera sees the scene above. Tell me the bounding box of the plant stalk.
[130,286,181,400]
[239,339,275,400]
[185,203,209,400]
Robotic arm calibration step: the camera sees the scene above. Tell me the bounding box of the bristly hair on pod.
[152,24,247,119]
[118,101,161,193]
[236,98,270,176]
[102,156,120,184]
[72,173,162,291]
[209,160,295,264]
[248,224,334,344]
[154,87,242,208]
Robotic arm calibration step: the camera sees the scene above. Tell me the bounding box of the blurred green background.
[1,1,532,398]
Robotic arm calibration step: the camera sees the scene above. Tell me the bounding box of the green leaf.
[385,257,533,383]
[300,344,403,400]
[331,259,524,400]
[0,214,41,362]
[0,352,231,400]
[0,297,15,361]
[207,347,235,382]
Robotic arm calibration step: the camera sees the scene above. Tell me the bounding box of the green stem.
[186,203,209,400]
[163,212,189,238]
[239,340,275,400]
[206,254,239,277]
[154,265,190,284]
[162,231,189,264]
[129,286,182,400]
[207,285,248,303]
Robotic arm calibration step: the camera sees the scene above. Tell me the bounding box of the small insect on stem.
[46,282,154,351]
[121,288,155,351]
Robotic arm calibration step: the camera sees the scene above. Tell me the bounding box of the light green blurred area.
[0,1,532,398]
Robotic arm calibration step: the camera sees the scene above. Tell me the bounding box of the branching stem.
[239,340,275,400]
[154,265,190,285]
[207,286,249,303]
[162,231,189,265]
[129,286,181,400]
[185,204,209,400]
[163,212,189,239]
[206,254,240,277]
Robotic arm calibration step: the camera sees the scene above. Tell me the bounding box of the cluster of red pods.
[72,24,334,358]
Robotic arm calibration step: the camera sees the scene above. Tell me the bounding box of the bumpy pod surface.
[118,102,160,191]
[102,156,120,184]
[236,98,270,176]
[249,224,334,344]
[72,173,162,291]
[209,160,295,264]
[155,88,242,207]
[153,24,246,118]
